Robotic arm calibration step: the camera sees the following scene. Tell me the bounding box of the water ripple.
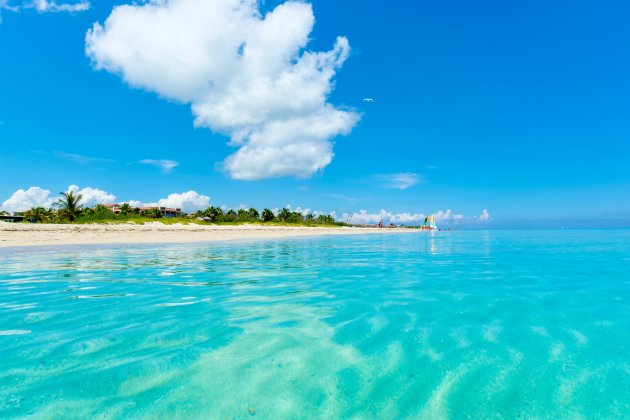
[0,231,629,417]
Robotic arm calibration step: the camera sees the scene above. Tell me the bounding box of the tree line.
[10,190,342,225]
[191,206,338,224]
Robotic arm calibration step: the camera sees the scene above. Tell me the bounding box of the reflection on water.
[0,231,629,417]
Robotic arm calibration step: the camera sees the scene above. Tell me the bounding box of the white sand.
[0,222,417,248]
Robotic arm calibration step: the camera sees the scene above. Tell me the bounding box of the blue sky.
[1,0,628,227]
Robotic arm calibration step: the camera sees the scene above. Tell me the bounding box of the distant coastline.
[0,223,418,249]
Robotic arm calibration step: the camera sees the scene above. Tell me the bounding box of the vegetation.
[17,191,346,227]
[191,205,340,226]
[54,191,84,221]
[23,207,54,223]
[119,203,132,215]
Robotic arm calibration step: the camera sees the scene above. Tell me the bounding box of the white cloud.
[140,159,179,173]
[33,0,90,12]
[2,186,213,214]
[85,0,359,180]
[1,187,54,212]
[0,0,17,22]
[1,0,89,20]
[130,191,210,213]
[0,0,18,12]
[434,209,464,223]
[67,185,116,207]
[158,191,210,212]
[343,208,469,225]
[375,173,422,190]
[477,209,491,222]
[345,209,426,225]
[126,200,147,209]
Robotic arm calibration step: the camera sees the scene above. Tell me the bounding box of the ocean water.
[0,230,628,418]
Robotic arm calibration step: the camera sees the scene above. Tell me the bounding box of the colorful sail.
[421,214,438,230]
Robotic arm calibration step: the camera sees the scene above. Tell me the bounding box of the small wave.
[155,302,198,307]
[0,329,31,335]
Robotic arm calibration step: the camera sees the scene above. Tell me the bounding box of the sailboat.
[420,214,437,231]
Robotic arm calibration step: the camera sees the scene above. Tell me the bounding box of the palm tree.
[316,214,335,225]
[277,208,291,222]
[223,209,236,222]
[24,207,50,223]
[237,209,249,221]
[202,206,223,222]
[54,191,83,222]
[248,208,260,220]
[262,208,275,222]
[119,203,132,215]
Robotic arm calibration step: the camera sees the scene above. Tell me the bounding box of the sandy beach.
[0,222,417,248]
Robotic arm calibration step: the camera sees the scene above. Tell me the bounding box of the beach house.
[138,206,183,218]
[102,204,122,214]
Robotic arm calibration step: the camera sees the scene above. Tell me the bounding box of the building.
[160,207,182,218]
[0,214,25,223]
[138,206,183,218]
[101,204,121,214]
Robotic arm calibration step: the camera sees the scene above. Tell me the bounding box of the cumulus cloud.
[286,204,336,218]
[1,184,115,212]
[434,210,462,223]
[158,191,210,212]
[477,209,491,222]
[67,185,116,207]
[1,187,54,212]
[344,209,426,225]
[140,159,179,173]
[375,173,422,190]
[85,0,359,180]
[1,186,213,214]
[434,209,464,223]
[343,208,469,225]
[128,191,210,213]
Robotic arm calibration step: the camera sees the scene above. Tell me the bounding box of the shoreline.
[0,222,418,249]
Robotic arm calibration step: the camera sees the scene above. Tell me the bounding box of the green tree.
[237,209,249,221]
[119,203,132,215]
[262,208,275,222]
[316,214,335,224]
[54,191,83,221]
[142,208,162,218]
[225,209,237,221]
[94,204,109,213]
[23,207,50,223]
[287,211,303,223]
[203,206,224,222]
[277,208,291,222]
[248,208,260,220]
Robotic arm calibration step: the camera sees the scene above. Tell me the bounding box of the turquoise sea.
[1,230,628,418]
